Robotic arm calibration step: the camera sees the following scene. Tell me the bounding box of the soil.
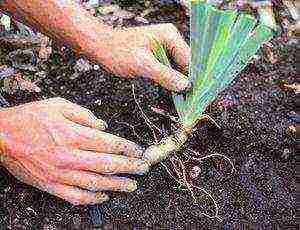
[0,1,297,229]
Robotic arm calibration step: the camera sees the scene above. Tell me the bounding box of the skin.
[0,1,190,205]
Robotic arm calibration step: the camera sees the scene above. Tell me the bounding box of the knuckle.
[49,97,66,104]
[164,23,177,32]
[82,107,94,116]
[47,97,71,109]
[69,198,83,205]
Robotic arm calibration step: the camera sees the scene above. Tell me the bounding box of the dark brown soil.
[0,1,297,229]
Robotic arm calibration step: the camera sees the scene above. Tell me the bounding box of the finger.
[62,106,107,131]
[1,154,45,189]
[77,128,144,158]
[55,169,138,193]
[66,149,149,175]
[139,57,191,92]
[1,156,108,205]
[37,148,149,175]
[46,183,109,205]
[165,32,190,74]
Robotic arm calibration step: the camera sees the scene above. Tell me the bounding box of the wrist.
[0,107,12,161]
[2,0,115,67]
[77,20,116,66]
[0,108,6,163]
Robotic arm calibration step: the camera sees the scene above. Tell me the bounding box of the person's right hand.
[0,97,149,205]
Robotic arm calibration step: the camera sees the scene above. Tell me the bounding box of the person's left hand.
[0,98,148,205]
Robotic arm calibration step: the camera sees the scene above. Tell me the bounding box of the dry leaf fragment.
[3,73,41,93]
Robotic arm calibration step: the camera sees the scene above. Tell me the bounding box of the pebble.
[97,4,120,15]
[86,0,100,8]
[35,71,47,79]
[93,64,100,70]
[282,148,290,159]
[190,165,201,179]
[135,16,149,24]
[94,99,102,105]
[0,13,11,31]
[74,58,92,73]
[0,66,16,80]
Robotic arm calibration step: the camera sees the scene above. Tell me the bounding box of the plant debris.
[0,0,297,229]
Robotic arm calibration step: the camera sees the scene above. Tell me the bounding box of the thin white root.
[175,155,197,203]
[131,83,161,143]
[191,184,222,221]
[200,114,221,129]
[163,154,222,221]
[161,162,185,188]
[187,149,236,174]
[113,120,145,143]
[151,106,179,122]
[128,83,231,221]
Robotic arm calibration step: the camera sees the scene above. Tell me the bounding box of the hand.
[2,1,190,92]
[98,24,191,92]
[0,98,149,205]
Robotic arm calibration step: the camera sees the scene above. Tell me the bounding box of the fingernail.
[176,79,192,92]
[136,159,150,175]
[136,146,146,158]
[96,119,108,130]
[95,192,109,202]
[127,180,138,192]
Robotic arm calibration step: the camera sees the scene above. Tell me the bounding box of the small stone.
[113,9,135,20]
[95,99,102,105]
[97,4,120,15]
[287,125,296,133]
[3,73,41,93]
[135,16,149,24]
[74,58,92,73]
[93,64,100,70]
[85,0,100,9]
[0,14,11,31]
[282,148,290,159]
[190,165,201,179]
[35,71,47,79]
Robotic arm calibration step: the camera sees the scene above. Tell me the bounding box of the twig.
[0,34,42,46]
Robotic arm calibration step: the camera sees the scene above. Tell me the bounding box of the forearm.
[0,107,9,164]
[0,0,115,64]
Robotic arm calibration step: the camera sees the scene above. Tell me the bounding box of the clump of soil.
[0,1,297,229]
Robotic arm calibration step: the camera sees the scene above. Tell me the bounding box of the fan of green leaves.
[152,0,274,129]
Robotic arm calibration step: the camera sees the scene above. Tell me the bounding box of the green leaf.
[150,36,171,67]
[151,1,274,129]
[181,2,274,127]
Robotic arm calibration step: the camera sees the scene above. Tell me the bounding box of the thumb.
[62,107,107,131]
[140,57,191,92]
